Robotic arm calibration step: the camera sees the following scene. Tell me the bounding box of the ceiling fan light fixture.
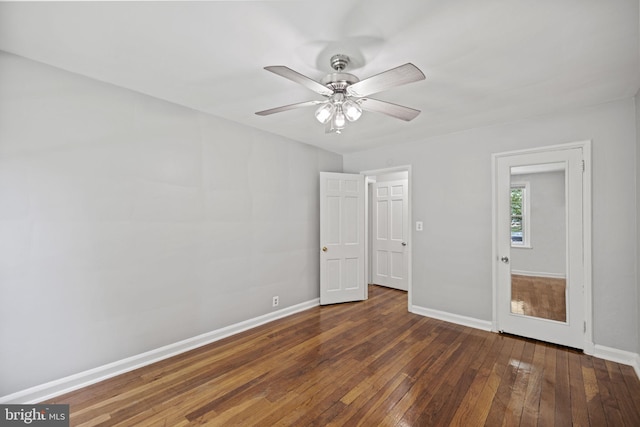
[343,99,362,122]
[315,103,335,124]
[333,106,346,129]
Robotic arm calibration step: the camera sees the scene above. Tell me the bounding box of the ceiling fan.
[255,54,426,134]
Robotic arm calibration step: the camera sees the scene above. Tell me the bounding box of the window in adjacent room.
[511,182,530,247]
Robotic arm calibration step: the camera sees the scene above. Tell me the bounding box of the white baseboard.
[0,298,320,404]
[511,270,565,279]
[593,344,640,379]
[410,305,493,331]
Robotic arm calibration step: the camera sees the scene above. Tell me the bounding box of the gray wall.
[344,98,638,353]
[0,52,342,396]
[510,171,566,276]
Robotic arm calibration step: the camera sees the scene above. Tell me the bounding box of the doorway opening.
[361,166,412,310]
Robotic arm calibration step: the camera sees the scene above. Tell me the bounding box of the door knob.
[401,242,407,246]
[322,246,328,252]
[500,256,509,264]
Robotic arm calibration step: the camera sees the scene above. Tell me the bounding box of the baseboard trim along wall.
[0,298,320,404]
[410,305,493,331]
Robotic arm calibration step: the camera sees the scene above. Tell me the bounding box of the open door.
[320,172,366,305]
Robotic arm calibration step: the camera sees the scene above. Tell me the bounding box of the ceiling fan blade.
[264,66,334,96]
[346,63,425,97]
[359,98,421,121]
[255,100,325,116]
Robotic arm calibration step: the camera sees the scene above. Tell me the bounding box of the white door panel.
[320,172,366,304]
[494,147,584,349]
[372,179,408,291]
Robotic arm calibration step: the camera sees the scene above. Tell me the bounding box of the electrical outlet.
[272,296,279,307]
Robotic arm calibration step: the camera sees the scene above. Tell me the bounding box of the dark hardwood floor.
[47,285,640,426]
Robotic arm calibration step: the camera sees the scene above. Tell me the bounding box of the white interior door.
[372,179,408,290]
[320,172,366,305]
[494,147,585,349]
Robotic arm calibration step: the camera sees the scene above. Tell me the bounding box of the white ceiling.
[0,0,638,154]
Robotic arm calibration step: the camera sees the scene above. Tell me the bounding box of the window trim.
[510,181,531,248]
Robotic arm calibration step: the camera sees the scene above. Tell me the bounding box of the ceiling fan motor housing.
[321,72,360,92]
[322,55,360,93]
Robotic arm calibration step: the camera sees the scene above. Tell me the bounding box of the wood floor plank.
[41,285,640,426]
[519,342,545,427]
[327,319,435,424]
[538,343,557,427]
[449,334,504,426]
[501,339,536,426]
[448,332,506,426]
[355,324,465,425]
[605,360,640,426]
[387,325,473,424]
[620,364,640,415]
[580,354,607,427]
[484,335,526,426]
[418,331,496,426]
[568,350,590,426]
[396,326,480,425]
[554,345,572,426]
[330,322,442,426]
[592,356,625,426]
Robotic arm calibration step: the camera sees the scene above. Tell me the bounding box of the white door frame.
[491,140,593,353]
[360,165,413,311]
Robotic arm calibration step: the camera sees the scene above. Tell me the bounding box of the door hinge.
[581,159,585,172]
[584,321,586,333]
